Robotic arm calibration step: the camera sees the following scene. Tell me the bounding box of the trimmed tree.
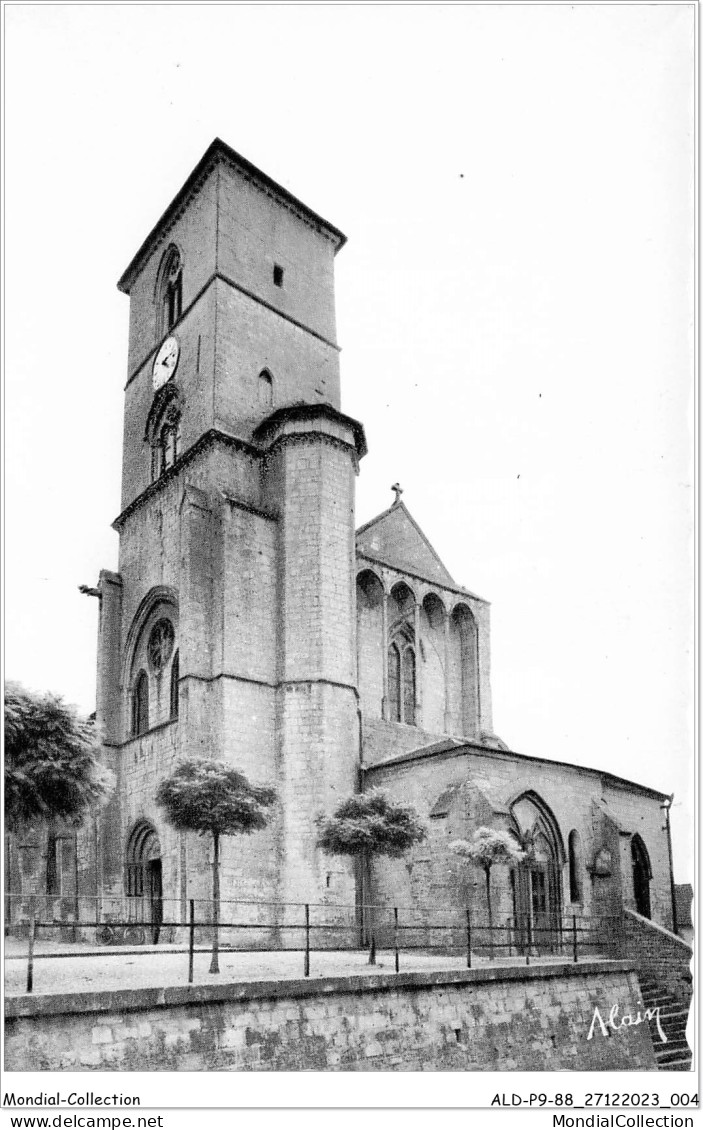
[155,759,276,973]
[450,827,525,958]
[316,789,427,963]
[4,682,114,897]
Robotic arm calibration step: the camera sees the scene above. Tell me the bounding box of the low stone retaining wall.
[5,960,657,1072]
[621,909,693,1006]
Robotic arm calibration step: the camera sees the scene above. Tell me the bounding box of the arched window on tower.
[170,650,179,719]
[568,829,582,903]
[146,388,182,482]
[157,246,183,336]
[258,369,273,409]
[132,670,149,736]
[125,591,179,740]
[159,419,179,474]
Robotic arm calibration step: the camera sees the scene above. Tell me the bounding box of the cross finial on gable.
[391,483,404,506]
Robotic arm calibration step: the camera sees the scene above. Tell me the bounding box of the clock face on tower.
[152,336,180,391]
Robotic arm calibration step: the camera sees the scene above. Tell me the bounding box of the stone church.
[15,139,681,951]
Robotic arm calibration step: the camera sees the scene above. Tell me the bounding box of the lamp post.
[660,794,678,936]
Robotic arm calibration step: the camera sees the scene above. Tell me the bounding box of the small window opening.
[273,264,284,287]
[161,251,182,333]
[258,369,273,409]
[170,650,180,719]
[160,423,178,473]
[132,670,149,737]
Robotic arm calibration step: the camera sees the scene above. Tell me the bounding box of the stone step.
[650,1014,688,1028]
[654,1039,692,1055]
[637,974,693,1070]
[642,1003,687,1021]
[657,1051,693,1067]
[649,1012,689,1028]
[652,1038,691,1054]
[658,1058,693,1071]
[659,1021,691,1035]
[652,1018,689,1037]
[642,997,688,1016]
[659,1032,692,1046]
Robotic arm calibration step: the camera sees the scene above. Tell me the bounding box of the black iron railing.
[5,893,622,994]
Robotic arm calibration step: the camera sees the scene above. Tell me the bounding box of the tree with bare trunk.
[156,759,276,973]
[316,789,427,964]
[450,828,525,958]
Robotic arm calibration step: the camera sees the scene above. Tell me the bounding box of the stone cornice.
[118,138,346,295]
[148,672,358,699]
[253,402,367,459]
[113,409,366,531]
[364,739,670,801]
[5,960,635,1018]
[261,429,360,464]
[112,428,259,531]
[355,552,487,604]
[221,494,277,522]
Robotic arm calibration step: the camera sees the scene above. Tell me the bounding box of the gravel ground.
[4,937,602,997]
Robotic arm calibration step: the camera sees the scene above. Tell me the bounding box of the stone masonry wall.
[367,746,674,935]
[5,962,656,1072]
[216,161,339,346]
[621,908,693,1007]
[214,279,340,443]
[124,168,218,378]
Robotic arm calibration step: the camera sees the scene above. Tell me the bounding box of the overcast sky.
[4,4,695,881]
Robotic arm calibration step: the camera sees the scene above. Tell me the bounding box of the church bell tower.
[94,140,366,924]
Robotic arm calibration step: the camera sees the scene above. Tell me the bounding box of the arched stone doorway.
[125,821,163,942]
[509,792,564,953]
[631,834,652,919]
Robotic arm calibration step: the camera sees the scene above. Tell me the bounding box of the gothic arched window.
[170,650,179,719]
[402,646,416,726]
[568,829,582,903]
[125,589,179,740]
[132,670,149,736]
[388,643,401,722]
[157,245,183,336]
[46,834,60,896]
[631,834,652,919]
[388,635,416,726]
[148,619,175,672]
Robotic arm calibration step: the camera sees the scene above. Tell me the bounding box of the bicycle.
[96,923,146,945]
